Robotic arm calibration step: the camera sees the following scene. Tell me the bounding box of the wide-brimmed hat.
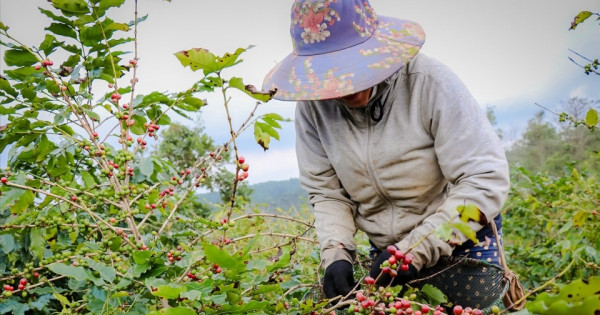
[262,0,425,101]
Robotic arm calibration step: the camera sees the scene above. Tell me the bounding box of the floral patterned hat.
[262,0,425,101]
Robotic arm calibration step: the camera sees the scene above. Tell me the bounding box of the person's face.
[337,88,373,108]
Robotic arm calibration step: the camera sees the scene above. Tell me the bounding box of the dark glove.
[323,260,355,299]
[369,247,418,286]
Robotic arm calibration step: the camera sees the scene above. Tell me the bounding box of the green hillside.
[197,178,309,212]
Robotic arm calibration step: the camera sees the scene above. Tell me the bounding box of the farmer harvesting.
[262,0,510,300]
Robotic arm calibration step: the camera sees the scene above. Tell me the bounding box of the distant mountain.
[197,178,309,212]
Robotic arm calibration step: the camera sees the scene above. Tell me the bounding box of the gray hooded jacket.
[295,53,510,270]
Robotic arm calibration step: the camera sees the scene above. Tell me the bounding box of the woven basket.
[409,256,509,314]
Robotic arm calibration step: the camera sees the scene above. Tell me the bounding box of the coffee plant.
[0,0,326,313]
[1,1,599,315]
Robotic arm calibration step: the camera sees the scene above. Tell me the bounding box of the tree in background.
[153,122,253,215]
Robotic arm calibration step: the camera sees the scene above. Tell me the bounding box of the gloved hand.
[323,260,355,299]
[369,246,418,286]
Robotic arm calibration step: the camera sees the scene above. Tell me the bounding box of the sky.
[1,0,600,184]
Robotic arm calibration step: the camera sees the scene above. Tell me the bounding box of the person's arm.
[295,101,358,269]
[394,62,510,270]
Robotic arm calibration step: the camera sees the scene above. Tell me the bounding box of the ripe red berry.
[364,276,375,285]
[92,132,99,138]
[401,299,411,309]
[141,245,147,250]
[4,284,12,291]
[35,64,41,70]
[111,92,121,100]
[421,305,430,313]
[386,245,397,255]
[356,291,365,302]
[33,272,39,278]
[382,266,391,274]
[1,177,7,184]
[472,309,483,315]
[18,284,25,290]
[238,156,245,164]
[404,253,414,264]
[388,255,397,265]
[215,267,222,273]
[400,264,410,271]
[20,279,27,285]
[71,196,77,201]
[453,305,463,315]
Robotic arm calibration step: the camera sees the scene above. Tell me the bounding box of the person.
[262,0,510,300]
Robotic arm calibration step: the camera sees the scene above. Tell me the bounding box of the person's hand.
[369,246,418,286]
[323,260,355,299]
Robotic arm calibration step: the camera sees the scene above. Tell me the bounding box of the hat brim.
[262,16,425,101]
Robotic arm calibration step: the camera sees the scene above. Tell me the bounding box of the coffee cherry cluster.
[237,156,250,181]
[144,122,160,138]
[382,245,413,277]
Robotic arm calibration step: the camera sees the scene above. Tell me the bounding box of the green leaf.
[152,285,187,299]
[229,77,275,102]
[175,47,248,75]
[105,22,130,31]
[267,246,291,272]
[30,228,45,260]
[130,114,147,135]
[138,157,154,178]
[107,236,122,251]
[80,171,97,189]
[11,189,34,215]
[83,258,116,283]
[451,222,477,243]
[203,243,246,272]
[0,234,16,253]
[53,292,70,307]
[147,307,196,315]
[45,23,78,39]
[456,204,481,223]
[47,263,89,282]
[99,0,126,12]
[420,284,448,305]
[254,122,273,150]
[53,124,75,136]
[3,48,38,67]
[434,222,453,241]
[178,96,205,111]
[0,300,30,315]
[572,210,588,227]
[0,78,18,97]
[29,294,53,311]
[527,276,600,314]
[585,108,598,127]
[181,279,215,301]
[0,21,8,31]
[570,11,593,30]
[52,0,89,14]
[132,250,153,265]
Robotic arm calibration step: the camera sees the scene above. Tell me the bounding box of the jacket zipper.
[364,101,396,244]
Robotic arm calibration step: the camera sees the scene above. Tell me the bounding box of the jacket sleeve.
[395,61,510,270]
[295,101,358,269]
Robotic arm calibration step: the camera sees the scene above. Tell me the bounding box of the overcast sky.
[1,1,599,183]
